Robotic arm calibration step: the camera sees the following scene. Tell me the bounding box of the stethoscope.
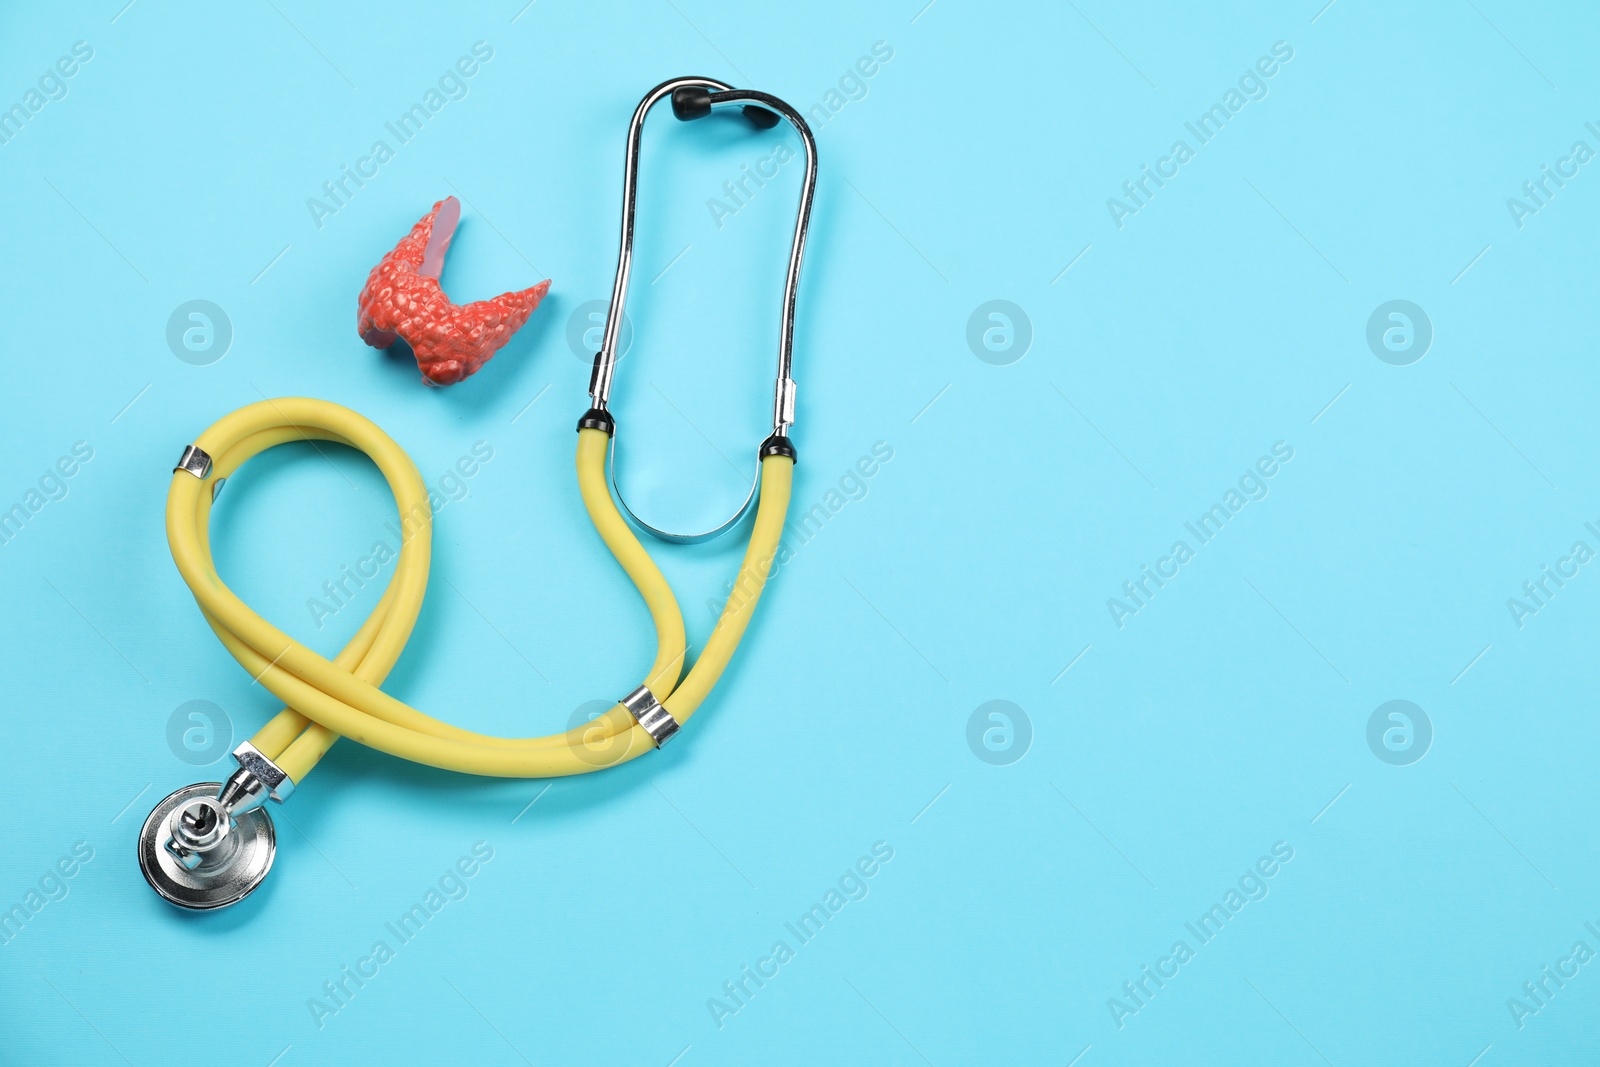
[138,77,818,909]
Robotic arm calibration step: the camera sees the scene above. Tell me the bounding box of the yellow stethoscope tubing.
[165,397,791,782]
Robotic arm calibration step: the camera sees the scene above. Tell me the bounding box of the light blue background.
[2,1,1598,1063]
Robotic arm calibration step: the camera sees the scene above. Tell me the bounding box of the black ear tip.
[671,86,712,121]
[743,104,781,129]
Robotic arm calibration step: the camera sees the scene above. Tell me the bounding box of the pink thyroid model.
[357,196,550,385]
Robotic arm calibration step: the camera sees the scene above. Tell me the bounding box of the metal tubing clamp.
[174,445,212,479]
[621,685,680,748]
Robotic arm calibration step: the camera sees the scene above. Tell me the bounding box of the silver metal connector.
[174,445,212,479]
[774,377,796,435]
[621,685,680,748]
[226,742,294,806]
[138,743,293,909]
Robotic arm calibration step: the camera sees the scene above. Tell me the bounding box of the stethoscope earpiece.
[669,84,781,129]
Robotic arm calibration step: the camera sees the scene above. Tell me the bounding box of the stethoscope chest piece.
[137,782,276,910]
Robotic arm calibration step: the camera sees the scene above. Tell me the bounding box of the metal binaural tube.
[590,76,735,411]
[706,87,816,436]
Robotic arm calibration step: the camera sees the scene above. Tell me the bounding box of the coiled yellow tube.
[165,397,792,783]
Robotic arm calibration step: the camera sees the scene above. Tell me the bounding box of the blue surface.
[2,1,1598,1064]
